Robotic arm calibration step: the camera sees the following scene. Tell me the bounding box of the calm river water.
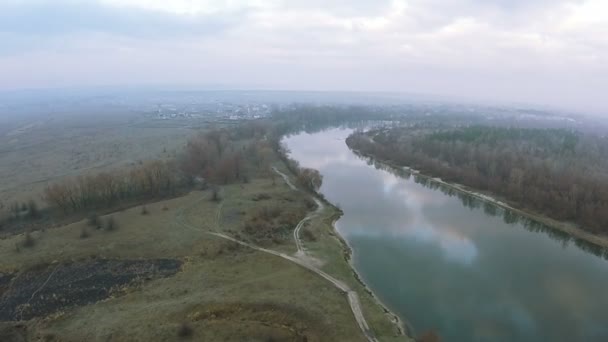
[284,128,608,342]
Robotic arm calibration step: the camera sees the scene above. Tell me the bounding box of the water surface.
[284,128,608,342]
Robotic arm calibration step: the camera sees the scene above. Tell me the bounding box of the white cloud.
[0,0,607,112]
[99,0,272,15]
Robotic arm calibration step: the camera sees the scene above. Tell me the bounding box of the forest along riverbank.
[284,127,608,342]
[353,146,608,253]
[346,127,608,252]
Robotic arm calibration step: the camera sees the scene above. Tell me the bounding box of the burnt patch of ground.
[0,258,182,321]
[0,272,14,297]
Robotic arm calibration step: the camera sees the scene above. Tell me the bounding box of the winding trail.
[272,167,325,255]
[174,172,378,342]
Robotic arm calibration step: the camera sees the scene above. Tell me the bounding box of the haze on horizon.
[1,0,607,114]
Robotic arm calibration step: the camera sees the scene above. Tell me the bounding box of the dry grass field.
[0,112,194,217]
[0,188,364,341]
[0,113,410,342]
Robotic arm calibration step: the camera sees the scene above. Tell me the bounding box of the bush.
[417,331,441,342]
[210,187,221,202]
[257,206,281,221]
[177,323,193,338]
[27,199,40,219]
[23,232,35,248]
[104,217,117,232]
[80,227,90,239]
[10,202,20,219]
[304,197,317,210]
[141,206,149,215]
[252,193,271,201]
[301,228,317,242]
[87,214,100,228]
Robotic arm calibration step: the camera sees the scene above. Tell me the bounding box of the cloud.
[0,0,241,38]
[0,0,606,112]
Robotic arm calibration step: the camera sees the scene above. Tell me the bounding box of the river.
[284,127,608,342]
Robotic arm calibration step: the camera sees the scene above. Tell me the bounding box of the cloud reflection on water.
[286,128,478,265]
[284,127,608,342]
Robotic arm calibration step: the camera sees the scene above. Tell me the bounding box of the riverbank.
[273,162,415,341]
[348,144,608,252]
[284,127,608,341]
[328,207,416,339]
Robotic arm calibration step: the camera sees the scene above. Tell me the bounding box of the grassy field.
[0,112,194,218]
[0,170,414,341]
[0,189,367,341]
[0,114,412,341]
[212,163,411,340]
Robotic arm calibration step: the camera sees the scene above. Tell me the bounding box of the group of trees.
[243,204,309,245]
[41,122,283,215]
[39,117,328,220]
[178,124,277,185]
[270,105,396,136]
[347,126,608,234]
[44,160,183,213]
[278,145,323,193]
[6,200,40,220]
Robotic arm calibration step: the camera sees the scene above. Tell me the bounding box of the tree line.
[276,144,323,193]
[347,126,608,234]
[44,160,183,213]
[41,121,286,215]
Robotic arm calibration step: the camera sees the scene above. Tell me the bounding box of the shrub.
[42,333,56,342]
[104,217,117,231]
[27,199,40,219]
[80,227,90,239]
[252,193,271,201]
[210,187,221,202]
[23,232,35,248]
[87,214,100,228]
[417,331,441,342]
[304,197,316,210]
[141,206,149,215]
[10,202,20,219]
[301,228,317,242]
[257,206,281,221]
[177,323,193,338]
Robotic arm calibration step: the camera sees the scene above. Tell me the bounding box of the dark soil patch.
[0,258,182,321]
[0,272,14,297]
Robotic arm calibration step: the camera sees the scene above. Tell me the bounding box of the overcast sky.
[1,0,607,112]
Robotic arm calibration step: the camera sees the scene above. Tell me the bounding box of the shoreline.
[316,195,416,339]
[277,140,414,339]
[349,146,608,251]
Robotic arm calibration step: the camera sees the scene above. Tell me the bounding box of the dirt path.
[272,167,325,256]
[272,166,297,190]
[174,185,378,342]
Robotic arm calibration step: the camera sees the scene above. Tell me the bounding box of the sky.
[1,0,607,113]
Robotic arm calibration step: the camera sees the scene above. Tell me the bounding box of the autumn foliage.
[179,125,276,185]
[43,123,280,214]
[44,160,182,213]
